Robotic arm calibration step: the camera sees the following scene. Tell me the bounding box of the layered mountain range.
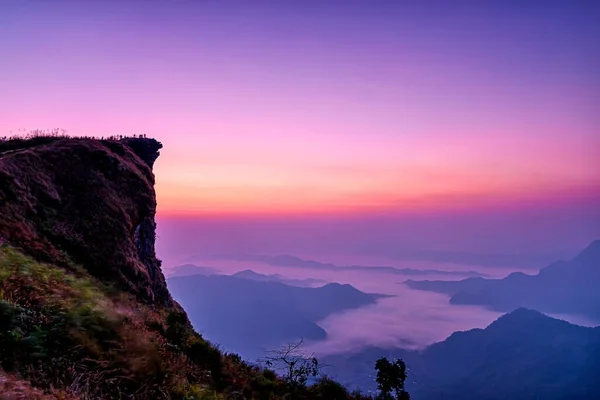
[407,240,600,320]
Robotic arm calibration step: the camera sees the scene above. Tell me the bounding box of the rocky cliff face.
[0,136,373,399]
[0,137,172,306]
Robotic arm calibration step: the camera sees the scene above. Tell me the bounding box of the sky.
[1,0,599,260]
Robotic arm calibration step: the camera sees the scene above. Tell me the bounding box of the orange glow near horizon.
[155,158,599,217]
[155,184,600,217]
[153,128,599,216]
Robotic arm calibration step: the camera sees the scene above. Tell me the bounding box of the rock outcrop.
[0,137,171,306]
[0,136,369,399]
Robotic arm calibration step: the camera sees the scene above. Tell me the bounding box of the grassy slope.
[0,244,251,399]
[0,244,368,399]
[0,136,374,399]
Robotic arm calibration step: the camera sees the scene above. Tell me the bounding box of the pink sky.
[1,1,598,220]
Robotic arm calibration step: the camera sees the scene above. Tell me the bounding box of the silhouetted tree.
[261,339,321,390]
[375,357,409,400]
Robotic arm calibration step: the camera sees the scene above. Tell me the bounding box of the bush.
[187,337,223,377]
[166,310,189,345]
[309,376,350,399]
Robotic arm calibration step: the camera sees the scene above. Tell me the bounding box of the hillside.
[167,274,381,359]
[406,240,600,320]
[323,309,600,399]
[0,136,372,400]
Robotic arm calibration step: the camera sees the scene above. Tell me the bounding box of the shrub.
[187,337,223,379]
[166,310,190,345]
[309,376,350,399]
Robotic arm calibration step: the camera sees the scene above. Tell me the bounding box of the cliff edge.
[0,136,369,399]
[0,137,171,305]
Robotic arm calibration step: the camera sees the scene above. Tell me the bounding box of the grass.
[0,135,379,398]
[0,244,374,399]
[0,244,189,398]
[0,245,274,398]
[0,129,151,155]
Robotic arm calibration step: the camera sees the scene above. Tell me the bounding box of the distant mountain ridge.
[168,265,325,287]
[167,273,384,359]
[214,254,488,278]
[168,263,220,277]
[323,308,600,399]
[390,249,559,268]
[232,269,325,287]
[406,240,600,320]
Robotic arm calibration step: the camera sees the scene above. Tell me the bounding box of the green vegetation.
[0,244,165,397]
[0,135,411,398]
[374,357,410,400]
[0,244,407,399]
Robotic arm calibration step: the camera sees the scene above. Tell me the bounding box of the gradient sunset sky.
[1,1,599,258]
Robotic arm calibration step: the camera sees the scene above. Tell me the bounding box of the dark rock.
[0,137,173,306]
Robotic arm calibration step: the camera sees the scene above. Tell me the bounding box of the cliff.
[0,136,370,400]
[0,137,171,306]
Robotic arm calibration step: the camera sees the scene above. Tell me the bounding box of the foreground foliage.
[375,358,410,400]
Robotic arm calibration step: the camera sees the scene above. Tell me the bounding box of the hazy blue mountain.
[214,254,488,278]
[169,263,220,277]
[390,249,558,269]
[406,240,600,320]
[167,274,382,359]
[232,269,324,287]
[323,309,600,399]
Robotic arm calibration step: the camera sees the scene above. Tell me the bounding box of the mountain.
[0,136,368,399]
[232,269,324,287]
[167,273,381,359]
[391,249,557,269]
[323,308,600,399]
[169,263,220,277]
[216,254,488,278]
[406,240,600,320]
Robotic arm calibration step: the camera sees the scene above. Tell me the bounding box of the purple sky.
[1,0,599,262]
